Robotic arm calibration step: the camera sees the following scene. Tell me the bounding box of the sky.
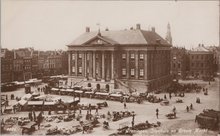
[1,0,219,50]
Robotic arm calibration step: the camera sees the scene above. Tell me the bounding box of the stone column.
[126,51,130,79]
[93,51,96,79]
[89,52,93,78]
[101,51,105,82]
[144,52,148,80]
[82,51,85,77]
[68,51,71,76]
[84,52,87,78]
[135,51,139,79]
[75,52,78,76]
[111,51,114,80]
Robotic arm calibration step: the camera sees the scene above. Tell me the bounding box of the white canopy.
[110,93,122,97]
[21,94,32,100]
[95,92,109,96]
[51,88,59,91]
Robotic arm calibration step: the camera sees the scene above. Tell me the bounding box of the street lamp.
[131,111,135,128]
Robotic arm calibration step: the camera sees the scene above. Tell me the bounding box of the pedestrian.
[28,112,33,121]
[124,102,127,109]
[186,106,189,112]
[164,94,167,99]
[156,112,159,119]
[79,108,82,114]
[173,106,176,113]
[95,107,99,114]
[13,105,16,114]
[22,128,25,135]
[156,108,159,113]
[48,108,51,115]
[169,93,172,99]
[131,121,134,128]
[190,103,193,110]
[33,110,36,121]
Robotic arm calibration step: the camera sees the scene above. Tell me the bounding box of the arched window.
[105,84,110,92]
[96,84,100,91]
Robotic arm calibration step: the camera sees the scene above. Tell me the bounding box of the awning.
[110,94,122,97]
[51,88,59,91]
[28,101,44,105]
[95,92,109,96]
[17,99,28,106]
[85,91,94,94]
[74,90,83,94]
[21,94,32,100]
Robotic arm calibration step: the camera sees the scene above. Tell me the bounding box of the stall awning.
[21,94,32,100]
[51,88,59,91]
[28,101,44,105]
[74,90,83,93]
[95,92,109,96]
[17,99,28,106]
[110,93,122,97]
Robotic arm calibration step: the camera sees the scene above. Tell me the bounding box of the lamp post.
[131,111,135,128]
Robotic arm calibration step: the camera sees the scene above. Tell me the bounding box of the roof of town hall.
[67,29,170,46]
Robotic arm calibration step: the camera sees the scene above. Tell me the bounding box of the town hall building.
[67,24,172,93]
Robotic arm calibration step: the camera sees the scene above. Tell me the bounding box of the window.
[122,68,126,76]
[130,53,135,59]
[139,54,144,60]
[72,66,75,72]
[78,53,82,59]
[130,69,135,76]
[79,67,82,73]
[122,53,126,59]
[178,63,181,69]
[201,63,203,67]
[72,54,75,60]
[191,63,194,67]
[192,56,194,59]
[139,69,144,77]
[173,63,176,68]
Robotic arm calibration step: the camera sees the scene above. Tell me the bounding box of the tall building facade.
[67,24,172,92]
[189,44,214,79]
[1,49,14,83]
[171,47,189,79]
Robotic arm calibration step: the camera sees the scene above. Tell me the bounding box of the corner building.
[67,24,172,92]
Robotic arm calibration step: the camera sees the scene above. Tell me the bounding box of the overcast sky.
[1,0,219,50]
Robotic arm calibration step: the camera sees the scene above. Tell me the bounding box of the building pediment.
[82,35,117,46]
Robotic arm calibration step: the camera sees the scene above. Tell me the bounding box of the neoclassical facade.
[67,24,172,92]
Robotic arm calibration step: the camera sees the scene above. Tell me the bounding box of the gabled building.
[67,24,172,92]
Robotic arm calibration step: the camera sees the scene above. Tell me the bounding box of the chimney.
[86,27,90,32]
[151,27,155,32]
[105,28,109,31]
[130,27,134,30]
[136,24,141,29]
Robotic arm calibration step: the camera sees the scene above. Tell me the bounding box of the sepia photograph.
[1,0,219,135]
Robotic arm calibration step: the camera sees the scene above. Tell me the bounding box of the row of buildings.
[171,44,219,80]
[2,24,219,93]
[1,48,68,83]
